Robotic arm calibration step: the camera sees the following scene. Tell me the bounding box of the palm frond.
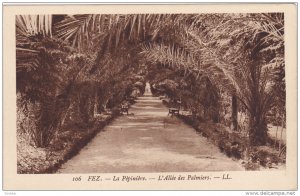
[16,15,52,37]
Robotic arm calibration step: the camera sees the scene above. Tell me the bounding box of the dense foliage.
[16,13,285,149]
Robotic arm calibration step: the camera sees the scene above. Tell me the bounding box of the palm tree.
[16,14,149,147]
[139,13,284,145]
[16,13,285,146]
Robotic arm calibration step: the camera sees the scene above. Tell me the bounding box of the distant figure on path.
[145,82,152,95]
[121,102,129,115]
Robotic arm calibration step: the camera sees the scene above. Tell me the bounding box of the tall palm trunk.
[93,87,99,116]
[231,94,238,131]
[247,64,269,145]
[248,112,268,146]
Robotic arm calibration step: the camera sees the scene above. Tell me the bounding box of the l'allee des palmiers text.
[86,174,211,182]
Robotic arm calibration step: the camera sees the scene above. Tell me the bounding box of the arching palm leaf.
[16,15,53,71]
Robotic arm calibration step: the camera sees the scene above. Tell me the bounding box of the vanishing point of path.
[58,91,244,173]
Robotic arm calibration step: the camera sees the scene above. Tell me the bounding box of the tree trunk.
[279,113,284,150]
[93,88,99,116]
[274,125,278,149]
[88,94,95,121]
[231,94,238,131]
[248,114,268,146]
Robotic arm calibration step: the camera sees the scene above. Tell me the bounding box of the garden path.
[58,86,244,173]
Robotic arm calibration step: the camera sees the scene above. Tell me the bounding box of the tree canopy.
[16,13,285,147]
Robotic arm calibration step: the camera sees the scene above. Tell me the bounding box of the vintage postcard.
[3,3,297,190]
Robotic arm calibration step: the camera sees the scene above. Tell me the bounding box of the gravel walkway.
[58,92,244,173]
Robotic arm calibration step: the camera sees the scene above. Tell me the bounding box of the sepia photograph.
[3,3,297,190]
[16,12,286,173]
